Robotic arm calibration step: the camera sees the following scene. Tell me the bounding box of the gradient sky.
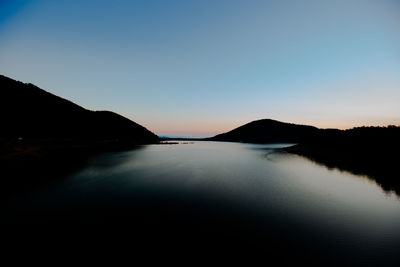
[1,0,400,137]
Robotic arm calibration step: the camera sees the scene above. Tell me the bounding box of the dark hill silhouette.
[208,119,319,143]
[0,74,158,198]
[209,118,400,195]
[0,74,158,143]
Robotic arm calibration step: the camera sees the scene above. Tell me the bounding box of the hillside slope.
[0,74,158,198]
[0,74,158,143]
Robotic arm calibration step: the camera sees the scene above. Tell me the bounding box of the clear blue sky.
[1,0,400,137]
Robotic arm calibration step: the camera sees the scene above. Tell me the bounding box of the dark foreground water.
[2,142,400,264]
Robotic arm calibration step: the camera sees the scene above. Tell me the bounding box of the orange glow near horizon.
[149,118,400,137]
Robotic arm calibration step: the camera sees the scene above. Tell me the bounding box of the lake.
[3,141,400,264]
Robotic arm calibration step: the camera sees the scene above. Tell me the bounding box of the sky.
[1,0,400,137]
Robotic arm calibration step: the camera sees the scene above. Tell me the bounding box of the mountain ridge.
[0,74,158,198]
[208,118,319,143]
[0,74,158,143]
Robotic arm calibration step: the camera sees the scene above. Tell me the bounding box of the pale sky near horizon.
[1,0,400,137]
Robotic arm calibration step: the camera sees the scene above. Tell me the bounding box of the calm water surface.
[3,141,400,264]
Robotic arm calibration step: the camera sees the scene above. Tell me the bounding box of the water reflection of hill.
[285,126,400,196]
